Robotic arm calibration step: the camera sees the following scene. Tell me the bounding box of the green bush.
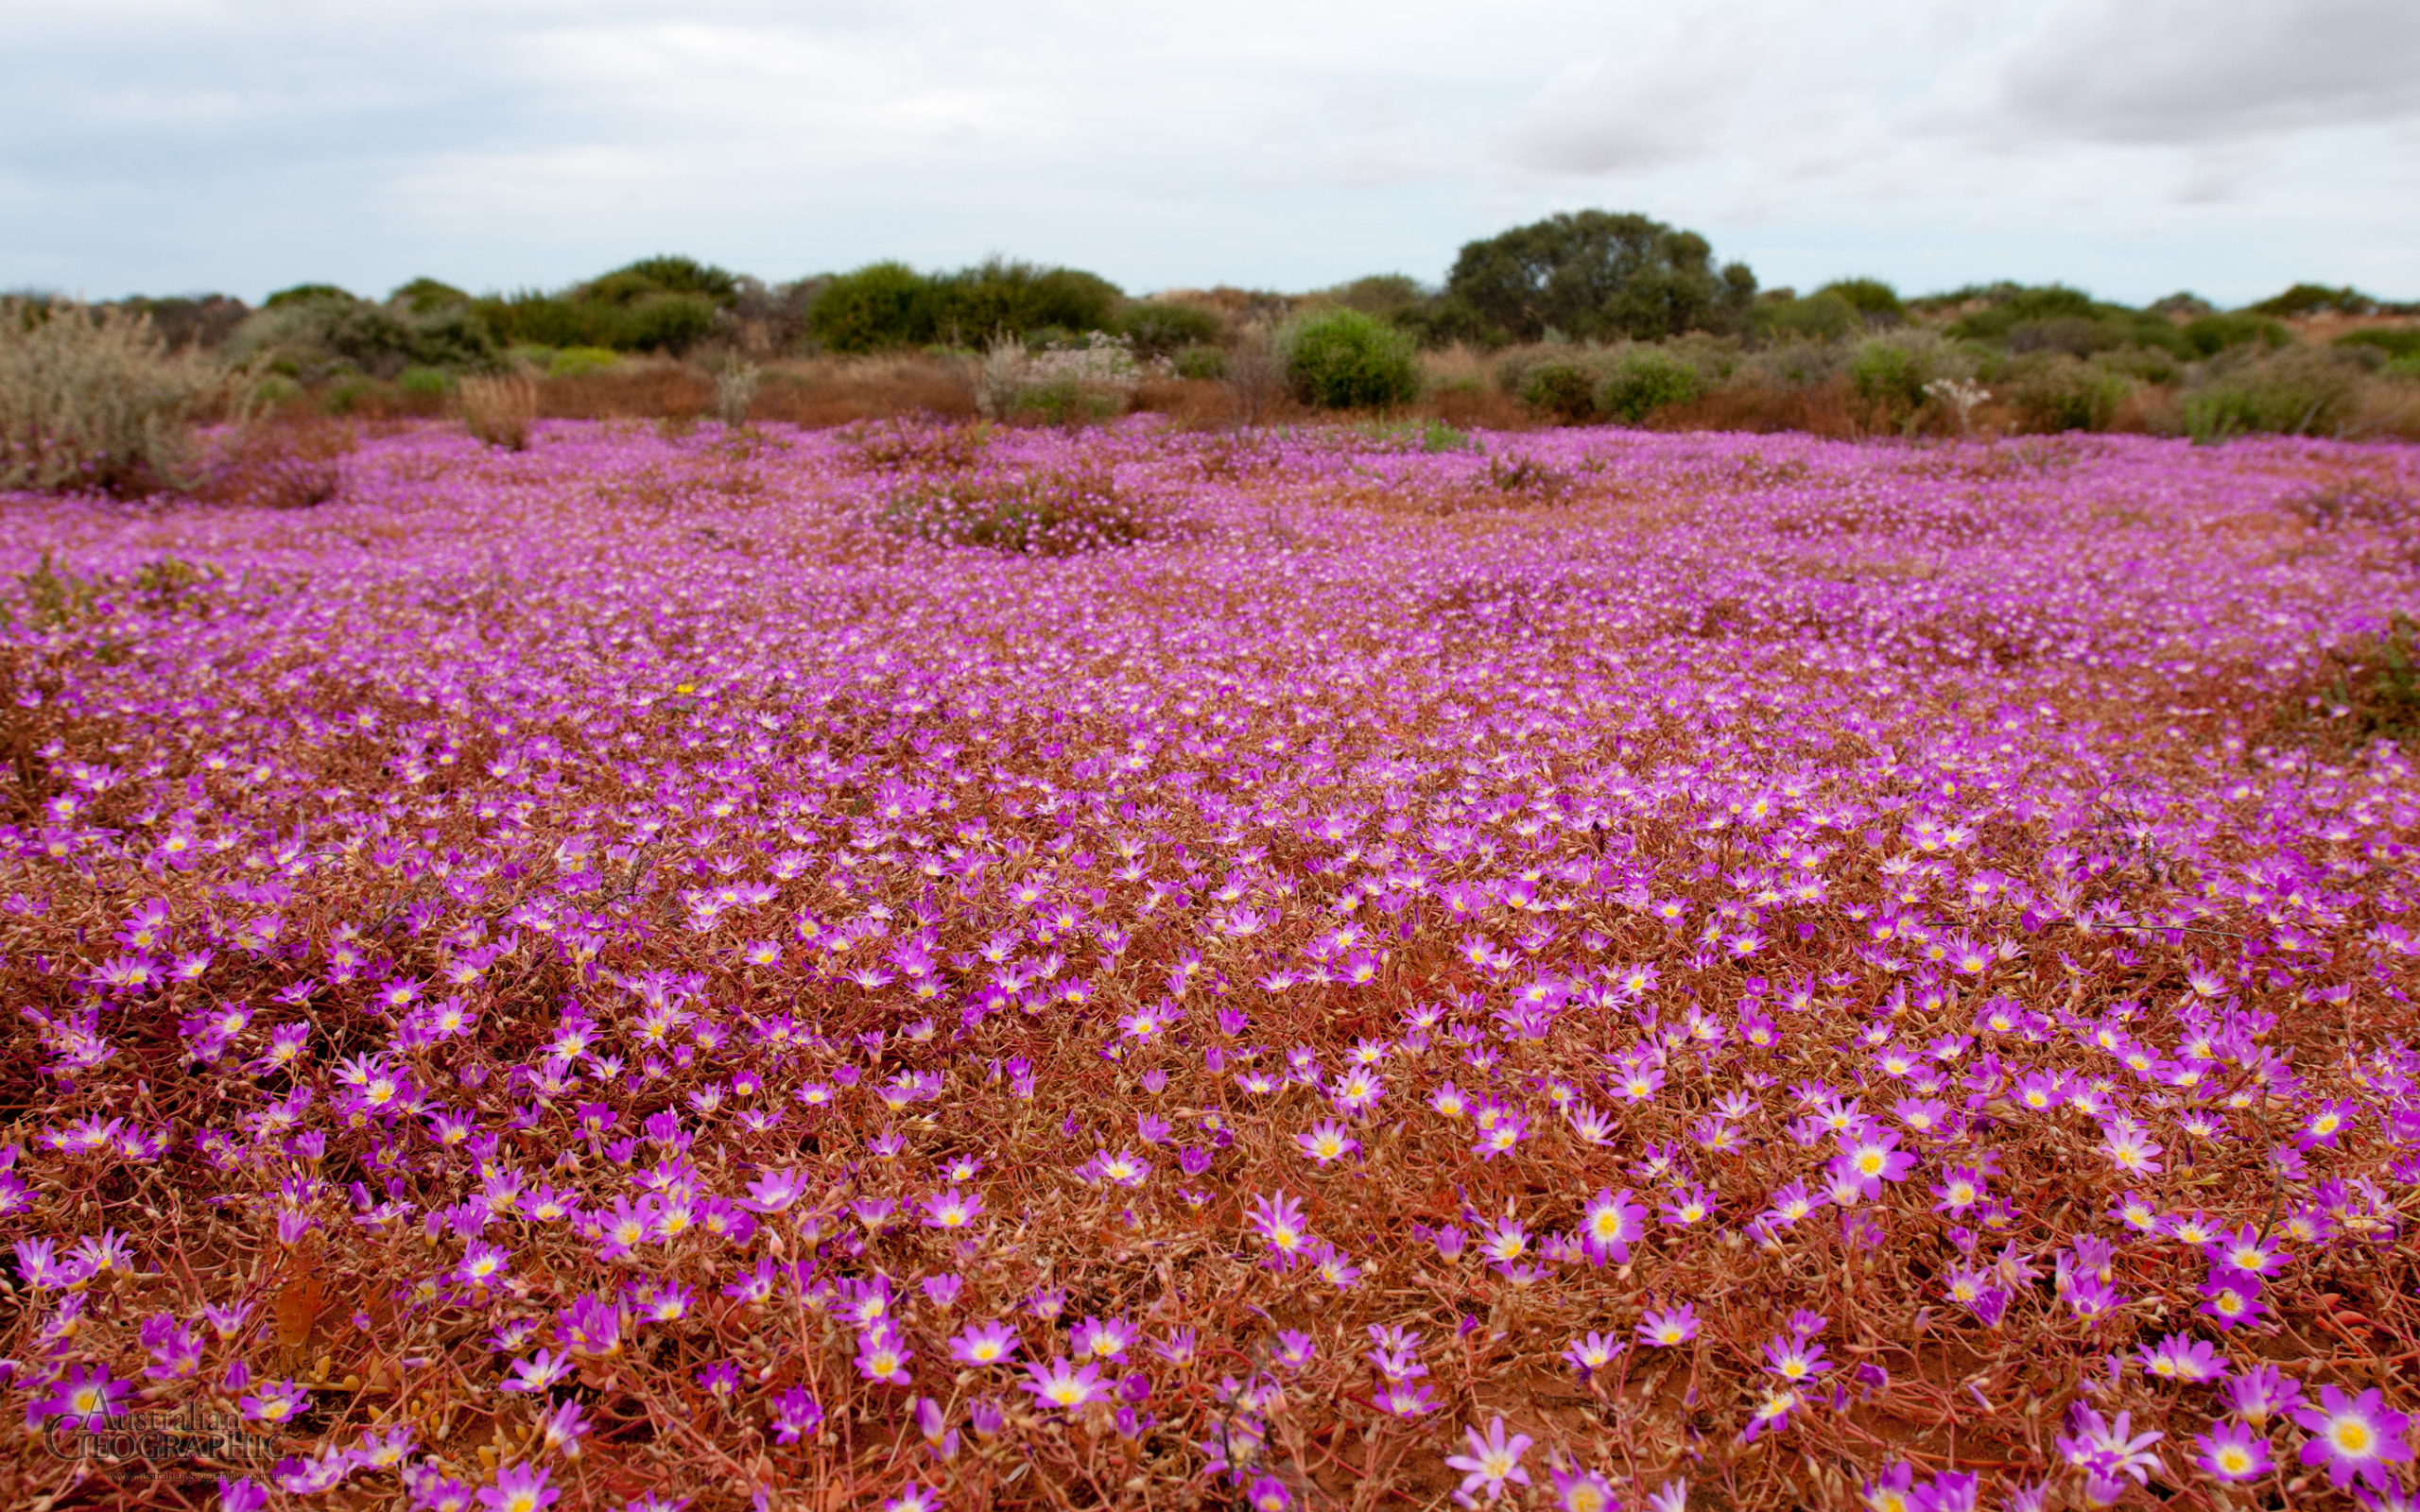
[226,289,501,379]
[1115,302,1222,357]
[547,347,619,378]
[1520,360,1603,422]
[0,298,237,493]
[397,367,454,396]
[2248,284,2374,318]
[2185,315,2291,357]
[1848,331,1979,430]
[1596,346,1705,423]
[809,263,929,353]
[1754,292,1860,344]
[2009,355,2127,432]
[1815,278,1904,322]
[2180,347,2366,442]
[1445,209,1757,344]
[2337,329,2420,361]
[263,284,352,309]
[391,278,472,314]
[1280,308,1421,409]
[1170,344,1227,380]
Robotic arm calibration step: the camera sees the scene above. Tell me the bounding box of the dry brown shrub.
[838,418,994,472]
[1650,374,1863,438]
[459,374,538,450]
[537,361,712,422]
[188,418,358,509]
[1421,385,1532,430]
[1132,377,1236,428]
[752,355,975,426]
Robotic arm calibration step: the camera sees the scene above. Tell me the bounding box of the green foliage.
[2248,284,2374,318]
[1170,344,1227,381]
[1815,279,1903,321]
[2337,329,2420,360]
[1519,360,1604,423]
[1754,292,1861,344]
[1596,346,1706,424]
[1444,210,1756,344]
[2008,355,2127,433]
[264,284,352,309]
[1940,284,2188,359]
[1279,309,1421,410]
[391,278,471,314]
[2322,615,2420,741]
[809,263,929,353]
[1849,331,1979,429]
[2184,315,2291,357]
[1419,421,1473,454]
[547,347,620,378]
[1,298,234,493]
[930,260,1122,347]
[228,289,501,379]
[396,367,455,396]
[1331,275,1426,317]
[807,259,1122,354]
[1115,302,1222,358]
[582,257,740,308]
[2181,347,2366,443]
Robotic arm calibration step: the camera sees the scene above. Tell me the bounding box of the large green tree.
[1444,211,1755,344]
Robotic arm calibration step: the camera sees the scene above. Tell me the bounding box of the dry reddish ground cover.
[2,420,2418,1512]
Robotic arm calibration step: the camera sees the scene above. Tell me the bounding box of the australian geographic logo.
[43,1405,283,1465]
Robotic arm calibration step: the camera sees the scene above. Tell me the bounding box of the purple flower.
[2193,1420,2273,1482]
[2291,1384,2413,1491]
[1443,1416,1532,1503]
[476,1463,561,1512]
[1022,1356,1107,1411]
[768,1385,823,1444]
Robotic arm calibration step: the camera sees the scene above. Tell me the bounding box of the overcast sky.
[7,0,2416,307]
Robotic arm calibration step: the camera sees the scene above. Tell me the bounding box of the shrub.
[2184,315,2291,357]
[1814,278,1904,323]
[459,374,537,450]
[226,290,501,380]
[1115,302,1222,357]
[1848,331,1977,429]
[1520,360,1603,423]
[972,335,1139,423]
[2337,329,2420,361]
[1597,346,1706,424]
[1754,293,1860,344]
[810,263,932,353]
[1280,309,1420,409]
[876,464,1164,554]
[2006,316,2124,357]
[1170,344,1227,380]
[0,298,236,493]
[2180,347,2366,442]
[1445,210,1757,344]
[2008,354,2128,432]
[714,363,760,427]
[2248,284,2375,318]
[1223,327,1288,426]
[548,347,619,378]
[397,367,454,396]
[931,260,1122,347]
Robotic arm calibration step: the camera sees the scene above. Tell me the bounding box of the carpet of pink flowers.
[3,418,2419,1512]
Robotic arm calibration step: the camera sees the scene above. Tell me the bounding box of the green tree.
[1444,211,1756,344]
[809,263,936,353]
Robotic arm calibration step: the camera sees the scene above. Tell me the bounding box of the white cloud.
[1964,0,2420,145]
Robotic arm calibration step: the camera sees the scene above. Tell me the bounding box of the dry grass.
[459,374,538,450]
